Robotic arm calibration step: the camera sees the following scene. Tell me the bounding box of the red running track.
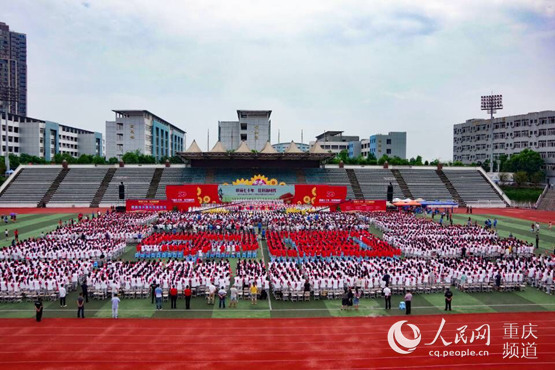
[453,208,555,223]
[0,312,553,369]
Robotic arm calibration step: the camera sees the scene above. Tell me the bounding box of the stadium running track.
[0,312,553,368]
[452,207,555,223]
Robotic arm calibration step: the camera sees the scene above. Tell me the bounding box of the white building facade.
[1,112,102,164]
[105,110,185,160]
[453,110,555,181]
[218,110,271,151]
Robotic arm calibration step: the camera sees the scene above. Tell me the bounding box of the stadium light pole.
[481,94,503,173]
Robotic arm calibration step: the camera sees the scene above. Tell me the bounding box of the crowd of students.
[0,207,553,304]
[266,229,400,258]
[136,231,258,257]
[372,213,535,258]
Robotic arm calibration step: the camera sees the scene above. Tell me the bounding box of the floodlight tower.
[481,94,503,173]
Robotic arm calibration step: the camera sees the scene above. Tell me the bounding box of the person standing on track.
[383,286,392,310]
[155,285,163,310]
[184,285,192,309]
[77,293,85,318]
[111,294,120,319]
[444,288,453,311]
[218,286,227,309]
[169,285,178,309]
[404,290,413,315]
[59,285,67,307]
[34,297,43,322]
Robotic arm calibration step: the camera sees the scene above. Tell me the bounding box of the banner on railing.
[339,199,386,212]
[126,199,174,212]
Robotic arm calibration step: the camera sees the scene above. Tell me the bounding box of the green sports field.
[0,212,553,320]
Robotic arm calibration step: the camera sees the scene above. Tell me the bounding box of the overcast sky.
[3,0,554,160]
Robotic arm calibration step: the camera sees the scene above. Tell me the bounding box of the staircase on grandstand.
[0,164,510,208]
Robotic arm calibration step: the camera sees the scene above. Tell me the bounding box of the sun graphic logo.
[387,321,422,355]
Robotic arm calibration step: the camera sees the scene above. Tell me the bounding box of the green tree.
[169,156,183,164]
[529,171,545,185]
[137,153,156,164]
[479,159,490,172]
[513,171,528,186]
[337,150,349,163]
[76,154,93,164]
[409,156,423,166]
[367,152,376,161]
[378,155,389,165]
[502,149,544,175]
[122,151,139,164]
[92,155,106,165]
[108,157,119,164]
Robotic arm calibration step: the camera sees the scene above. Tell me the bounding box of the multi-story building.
[453,110,555,180]
[310,131,359,155]
[369,132,407,159]
[1,112,102,163]
[272,142,309,153]
[348,139,370,158]
[0,22,27,116]
[218,110,271,151]
[105,110,185,160]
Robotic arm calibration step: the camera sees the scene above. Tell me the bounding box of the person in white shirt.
[208,283,217,305]
[111,294,121,319]
[383,286,392,310]
[59,285,67,307]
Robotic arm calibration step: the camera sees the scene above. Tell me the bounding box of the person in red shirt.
[184,285,192,310]
[169,286,178,309]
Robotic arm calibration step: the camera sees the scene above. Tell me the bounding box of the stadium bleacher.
[0,167,61,206]
[398,169,454,201]
[442,169,507,207]
[49,167,109,207]
[352,169,403,200]
[99,167,156,205]
[0,165,509,207]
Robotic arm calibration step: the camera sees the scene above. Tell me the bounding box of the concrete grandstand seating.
[442,169,506,206]
[398,169,454,201]
[0,165,510,208]
[0,167,61,206]
[352,169,402,200]
[99,167,156,205]
[304,168,356,199]
[48,167,109,207]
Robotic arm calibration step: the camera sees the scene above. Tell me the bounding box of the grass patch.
[500,186,543,202]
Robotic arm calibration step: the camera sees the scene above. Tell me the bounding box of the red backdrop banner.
[340,199,386,212]
[292,185,347,206]
[166,184,221,210]
[314,185,348,206]
[126,199,174,212]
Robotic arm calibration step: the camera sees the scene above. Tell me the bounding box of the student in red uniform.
[184,285,192,309]
[169,285,178,309]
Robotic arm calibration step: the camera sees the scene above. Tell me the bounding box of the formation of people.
[0,206,551,321]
